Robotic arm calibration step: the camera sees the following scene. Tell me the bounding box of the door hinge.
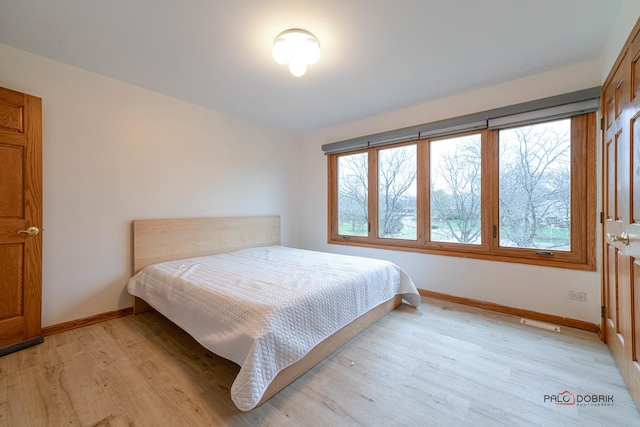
[492,225,497,238]
[601,306,607,318]
[600,212,604,224]
[368,222,371,233]
[600,117,605,130]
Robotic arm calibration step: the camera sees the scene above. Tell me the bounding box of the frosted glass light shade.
[288,57,308,77]
[303,39,321,64]
[272,39,291,65]
[272,29,320,76]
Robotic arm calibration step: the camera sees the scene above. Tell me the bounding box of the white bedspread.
[127,246,420,411]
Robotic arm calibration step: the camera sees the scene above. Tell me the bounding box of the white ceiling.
[0,0,623,133]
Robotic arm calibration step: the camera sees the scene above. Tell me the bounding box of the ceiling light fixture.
[272,29,320,77]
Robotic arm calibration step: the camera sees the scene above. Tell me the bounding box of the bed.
[127,216,420,411]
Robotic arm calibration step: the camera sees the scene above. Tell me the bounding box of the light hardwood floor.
[1,298,639,426]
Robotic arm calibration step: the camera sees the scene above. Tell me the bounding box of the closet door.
[602,19,640,408]
[0,86,43,355]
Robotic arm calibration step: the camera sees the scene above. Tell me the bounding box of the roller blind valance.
[321,86,600,155]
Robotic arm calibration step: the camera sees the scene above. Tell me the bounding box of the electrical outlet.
[567,290,587,302]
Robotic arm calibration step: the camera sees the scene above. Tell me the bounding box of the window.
[337,152,368,237]
[378,144,417,240]
[430,134,482,245]
[498,120,571,251]
[327,113,596,270]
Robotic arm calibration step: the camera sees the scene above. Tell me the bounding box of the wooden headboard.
[131,215,281,313]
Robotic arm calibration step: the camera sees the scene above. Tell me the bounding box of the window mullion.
[485,130,500,253]
[368,148,378,241]
[417,140,430,245]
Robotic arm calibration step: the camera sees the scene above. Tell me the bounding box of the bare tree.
[337,122,570,247]
[378,146,417,237]
[430,139,482,243]
[338,146,417,238]
[499,122,571,249]
[338,153,368,234]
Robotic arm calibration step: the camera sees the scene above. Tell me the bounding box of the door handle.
[17,226,40,236]
[607,232,630,245]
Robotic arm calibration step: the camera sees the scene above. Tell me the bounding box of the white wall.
[0,44,299,327]
[602,0,640,79]
[296,59,604,324]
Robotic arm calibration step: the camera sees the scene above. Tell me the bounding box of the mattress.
[127,245,420,410]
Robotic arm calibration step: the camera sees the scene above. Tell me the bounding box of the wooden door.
[602,19,640,408]
[0,86,43,356]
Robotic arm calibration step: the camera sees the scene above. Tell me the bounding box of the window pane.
[499,119,571,250]
[338,152,368,236]
[430,134,482,244]
[378,145,417,240]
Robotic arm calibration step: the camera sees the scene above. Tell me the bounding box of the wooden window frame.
[328,113,597,271]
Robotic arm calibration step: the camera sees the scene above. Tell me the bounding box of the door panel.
[0,145,24,217]
[633,260,640,363]
[634,116,640,223]
[0,244,23,319]
[617,130,626,222]
[0,86,42,354]
[603,18,640,409]
[0,102,23,132]
[606,87,615,130]
[606,137,617,220]
[605,244,619,337]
